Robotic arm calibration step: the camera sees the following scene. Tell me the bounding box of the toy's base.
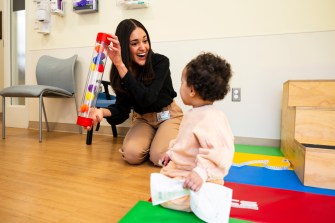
[77,116,93,127]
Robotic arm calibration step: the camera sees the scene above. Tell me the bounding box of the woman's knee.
[123,154,145,165]
[149,150,165,166]
[121,144,148,165]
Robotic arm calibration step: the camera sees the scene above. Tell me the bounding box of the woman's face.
[129,27,150,66]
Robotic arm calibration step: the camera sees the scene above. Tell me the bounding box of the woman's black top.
[105,53,177,125]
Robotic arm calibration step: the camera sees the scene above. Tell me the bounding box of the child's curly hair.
[185,52,232,101]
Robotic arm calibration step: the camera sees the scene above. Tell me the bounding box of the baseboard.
[234,136,280,148]
[86,125,129,137]
[28,121,280,147]
[28,121,129,136]
[29,121,82,133]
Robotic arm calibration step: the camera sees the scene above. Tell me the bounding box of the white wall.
[13,0,335,142]
[27,0,335,49]
[153,31,335,140]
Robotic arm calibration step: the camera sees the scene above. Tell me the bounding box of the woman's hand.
[107,34,122,65]
[85,108,109,130]
[107,34,128,78]
[183,171,203,192]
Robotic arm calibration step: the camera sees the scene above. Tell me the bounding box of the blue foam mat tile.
[225,166,335,196]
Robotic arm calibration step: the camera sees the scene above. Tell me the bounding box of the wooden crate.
[280,80,335,190]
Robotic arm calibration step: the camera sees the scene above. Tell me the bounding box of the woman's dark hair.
[185,52,232,101]
[110,19,154,94]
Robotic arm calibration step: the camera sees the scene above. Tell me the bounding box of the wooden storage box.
[280,80,335,190]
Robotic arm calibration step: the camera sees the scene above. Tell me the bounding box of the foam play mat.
[118,200,252,223]
[119,144,335,222]
[226,182,335,222]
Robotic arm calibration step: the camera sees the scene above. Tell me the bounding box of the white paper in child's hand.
[150,173,232,223]
[150,173,190,205]
[190,182,232,223]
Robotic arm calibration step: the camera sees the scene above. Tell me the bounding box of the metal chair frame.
[0,55,80,142]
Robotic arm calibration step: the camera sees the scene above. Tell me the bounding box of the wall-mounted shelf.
[73,0,99,14]
[120,0,149,10]
[50,0,65,16]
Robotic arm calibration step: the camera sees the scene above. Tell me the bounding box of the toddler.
[159,52,235,212]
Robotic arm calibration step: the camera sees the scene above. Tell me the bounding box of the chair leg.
[86,129,93,145]
[39,97,43,142]
[2,97,5,139]
[87,123,100,145]
[86,122,117,145]
[41,97,50,132]
[74,96,82,134]
[96,122,101,131]
[39,96,50,143]
[112,125,118,137]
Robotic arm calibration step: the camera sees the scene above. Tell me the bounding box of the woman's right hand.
[107,34,123,67]
[85,108,105,130]
[107,34,128,78]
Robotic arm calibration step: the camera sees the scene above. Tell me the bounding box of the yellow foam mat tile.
[233,152,293,170]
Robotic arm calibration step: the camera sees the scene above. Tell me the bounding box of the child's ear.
[190,86,196,97]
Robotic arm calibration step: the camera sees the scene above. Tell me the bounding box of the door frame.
[2,0,29,128]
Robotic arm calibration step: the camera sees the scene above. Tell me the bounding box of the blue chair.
[86,80,117,145]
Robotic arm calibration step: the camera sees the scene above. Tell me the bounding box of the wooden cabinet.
[281,80,335,190]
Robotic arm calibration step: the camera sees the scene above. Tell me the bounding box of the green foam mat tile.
[118,200,253,223]
[235,144,283,156]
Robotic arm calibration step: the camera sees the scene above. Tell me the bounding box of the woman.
[89,19,183,165]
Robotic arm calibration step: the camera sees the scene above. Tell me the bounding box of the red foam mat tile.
[226,182,335,223]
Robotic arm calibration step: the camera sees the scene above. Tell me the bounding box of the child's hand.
[183,171,203,192]
[159,154,171,166]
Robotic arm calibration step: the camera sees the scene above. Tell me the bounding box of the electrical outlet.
[232,88,241,102]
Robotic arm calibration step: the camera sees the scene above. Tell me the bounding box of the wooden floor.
[0,122,159,223]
